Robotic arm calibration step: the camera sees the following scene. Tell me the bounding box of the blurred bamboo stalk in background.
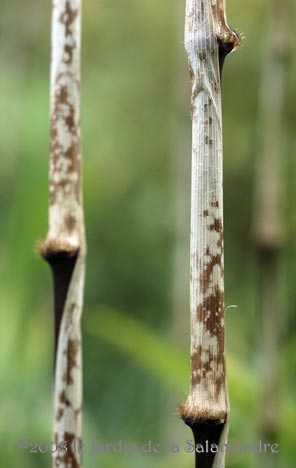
[252,0,291,465]
[179,1,240,467]
[169,1,190,354]
[167,1,190,443]
[40,1,86,467]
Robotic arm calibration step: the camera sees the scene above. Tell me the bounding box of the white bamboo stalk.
[40,1,86,467]
[180,1,240,467]
[48,0,83,253]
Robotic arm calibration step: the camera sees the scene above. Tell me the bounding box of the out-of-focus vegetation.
[1,0,296,467]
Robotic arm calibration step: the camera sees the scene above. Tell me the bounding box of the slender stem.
[179,1,240,467]
[252,1,291,466]
[40,1,86,467]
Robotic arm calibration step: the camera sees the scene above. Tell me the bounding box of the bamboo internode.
[180,1,240,467]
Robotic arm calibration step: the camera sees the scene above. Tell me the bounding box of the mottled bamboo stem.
[179,1,240,467]
[40,1,86,467]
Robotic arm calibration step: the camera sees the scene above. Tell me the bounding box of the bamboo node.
[38,239,79,261]
[217,28,241,54]
[178,403,227,425]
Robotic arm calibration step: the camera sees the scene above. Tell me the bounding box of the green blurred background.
[1,0,296,467]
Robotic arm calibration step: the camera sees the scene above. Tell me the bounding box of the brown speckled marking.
[56,407,64,422]
[198,51,207,62]
[60,304,78,338]
[200,1,205,21]
[65,214,77,232]
[191,282,225,396]
[49,1,82,225]
[60,2,79,37]
[200,253,222,295]
[57,389,81,421]
[56,390,71,422]
[205,135,213,145]
[191,346,203,385]
[59,390,71,406]
[55,432,80,468]
[193,285,225,399]
[64,338,80,385]
[50,82,80,206]
[192,196,225,399]
[56,336,81,438]
[209,217,223,233]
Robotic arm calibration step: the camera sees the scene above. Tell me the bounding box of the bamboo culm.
[179,1,240,467]
[40,1,86,467]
